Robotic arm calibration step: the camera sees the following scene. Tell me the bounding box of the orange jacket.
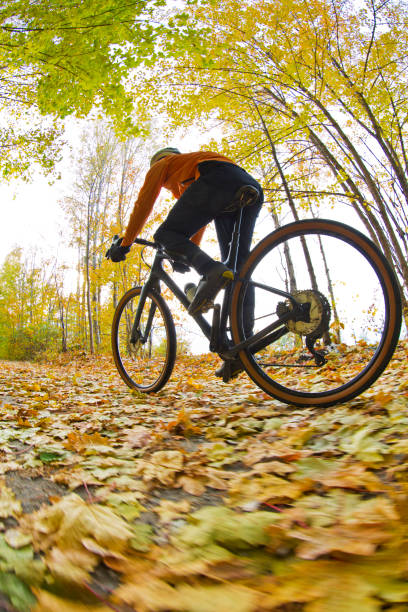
[122,151,236,247]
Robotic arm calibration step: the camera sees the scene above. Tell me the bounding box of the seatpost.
[227,208,243,272]
[217,208,244,351]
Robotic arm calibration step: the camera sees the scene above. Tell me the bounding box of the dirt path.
[0,348,407,611]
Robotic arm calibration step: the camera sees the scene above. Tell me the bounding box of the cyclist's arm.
[122,162,167,247]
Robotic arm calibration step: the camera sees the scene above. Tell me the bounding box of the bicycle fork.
[130,280,157,345]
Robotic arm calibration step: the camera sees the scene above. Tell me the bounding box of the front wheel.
[230,219,402,407]
[112,286,176,392]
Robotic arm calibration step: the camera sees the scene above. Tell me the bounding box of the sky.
[0,174,68,263]
[0,119,213,266]
[0,116,83,265]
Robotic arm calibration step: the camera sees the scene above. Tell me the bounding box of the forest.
[1,2,408,611]
[1,0,408,360]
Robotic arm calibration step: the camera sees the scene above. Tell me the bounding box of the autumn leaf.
[290,490,399,528]
[164,407,202,436]
[139,450,184,485]
[116,574,262,612]
[291,524,394,559]
[261,557,408,611]
[33,588,113,612]
[228,473,308,508]
[0,573,37,611]
[175,583,262,612]
[4,529,32,549]
[173,506,279,552]
[20,493,139,589]
[153,499,191,523]
[177,475,206,496]
[0,484,22,518]
[64,431,111,452]
[123,426,152,448]
[291,457,384,491]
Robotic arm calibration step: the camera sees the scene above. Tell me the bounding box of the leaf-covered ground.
[0,344,408,612]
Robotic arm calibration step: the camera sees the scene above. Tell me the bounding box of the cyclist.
[107,147,263,378]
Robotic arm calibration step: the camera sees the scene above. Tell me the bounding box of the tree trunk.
[271,208,297,292]
[85,193,94,354]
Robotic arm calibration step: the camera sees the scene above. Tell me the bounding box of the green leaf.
[0,535,45,586]
[38,450,65,463]
[130,523,153,552]
[173,506,278,552]
[0,571,36,612]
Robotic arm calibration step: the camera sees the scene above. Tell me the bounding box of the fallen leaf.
[153,499,191,523]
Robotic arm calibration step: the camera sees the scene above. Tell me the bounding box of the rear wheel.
[112,286,176,392]
[230,219,402,407]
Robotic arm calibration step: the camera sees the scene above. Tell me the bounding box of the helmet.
[150,147,181,167]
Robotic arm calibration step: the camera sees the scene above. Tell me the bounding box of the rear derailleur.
[276,289,331,367]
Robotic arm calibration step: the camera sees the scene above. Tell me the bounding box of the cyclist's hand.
[172,261,190,274]
[106,236,130,262]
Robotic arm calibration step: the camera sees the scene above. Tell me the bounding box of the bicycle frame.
[131,207,306,361]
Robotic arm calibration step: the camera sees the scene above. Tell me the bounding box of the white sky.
[0,174,68,262]
[0,119,214,265]
[0,116,83,265]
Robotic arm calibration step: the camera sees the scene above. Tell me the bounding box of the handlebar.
[110,234,157,249]
[133,238,157,248]
[109,234,189,272]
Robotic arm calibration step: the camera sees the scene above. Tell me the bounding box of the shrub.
[6,325,60,361]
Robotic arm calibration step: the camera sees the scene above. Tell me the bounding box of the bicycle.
[110,185,402,408]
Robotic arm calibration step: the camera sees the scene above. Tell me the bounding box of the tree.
[63,125,116,352]
[0,0,198,179]
[0,247,62,359]
[139,0,408,322]
[62,122,159,353]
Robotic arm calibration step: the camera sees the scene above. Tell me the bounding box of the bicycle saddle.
[224,184,260,212]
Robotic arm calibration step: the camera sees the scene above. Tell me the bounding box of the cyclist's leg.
[153,162,261,274]
[153,174,224,274]
[154,163,263,314]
